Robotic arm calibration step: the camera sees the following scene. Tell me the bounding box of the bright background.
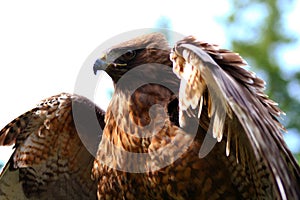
[1,0,300,169]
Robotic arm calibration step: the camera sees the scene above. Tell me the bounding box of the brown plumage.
[0,93,105,199]
[93,33,300,199]
[1,32,299,199]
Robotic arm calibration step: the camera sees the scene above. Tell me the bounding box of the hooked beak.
[93,57,127,75]
[93,58,109,75]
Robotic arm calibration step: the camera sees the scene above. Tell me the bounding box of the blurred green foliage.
[295,153,300,165]
[221,0,300,160]
[222,0,300,128]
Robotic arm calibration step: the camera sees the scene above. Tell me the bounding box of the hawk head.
[93,33,172,83]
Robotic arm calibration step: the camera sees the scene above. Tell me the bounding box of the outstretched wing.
[170,36,300,199]
[0,93,105,200]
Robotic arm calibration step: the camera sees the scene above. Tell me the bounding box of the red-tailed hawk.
[93,33,300,199]
[1,32,299,200]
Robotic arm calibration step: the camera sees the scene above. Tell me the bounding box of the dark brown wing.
[0,93,105,199]
[171,36,300,199]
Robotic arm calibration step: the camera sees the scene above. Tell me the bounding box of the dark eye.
[121,50,136,61]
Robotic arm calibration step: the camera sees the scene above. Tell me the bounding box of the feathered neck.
[103,65,180,153]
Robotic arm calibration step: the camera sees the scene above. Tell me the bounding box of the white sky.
[0,0,299,164]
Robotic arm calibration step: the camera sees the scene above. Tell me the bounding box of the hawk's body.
[1,32,299,199]
[93,69,242,199]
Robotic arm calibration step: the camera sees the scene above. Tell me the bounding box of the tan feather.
[226,125,231,156]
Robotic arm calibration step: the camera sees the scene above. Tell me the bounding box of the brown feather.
[0,93,105,199]
[171,35,300,199]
